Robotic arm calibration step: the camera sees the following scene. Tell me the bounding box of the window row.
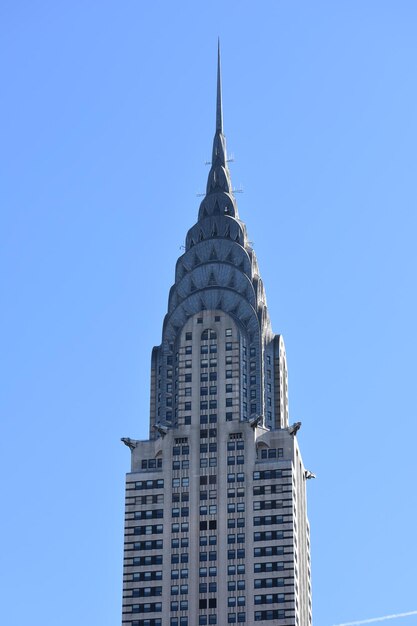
[200,372,217,381]
[190,359,218,368]
[254,577,287,589]
[259,448,283,459]
[133,479,164,490]
[227,456,244,465]
[141,458,163,470]
[171,554,189,564]
[199,535,217,546]
[198,598,217,608]
[254,562,285,573]
[131,571,162,582]
[227,564,245,575]
[136,494,164,504]
[200,345,218,354]
[171,507,189,517]
[200,428,217,438]
[226,503,245,513]
[253,515,285,526]
[170,618,188,626]
[200,475,217,485]
[170,601,188,611]
[199,551,217,561]
[254,546,284,558]
[132,555,162,566]
[171,569,189,579]
[254,609,288,621]
[181,355,238,368]
[253,484,285,495]
[199,401,218,410]
[131,603,162,614]
[131,540,162,551]
[227,473,245,483]
[133,524,163,536]
[199,489,217,500]
[198,616,217,625]
[199,505,218,515]
[171,538,189,548]
[199,582,217,592]
[200,520,218,530]
[172,491,189,502]
[134,510,163,520]
[253,499,286,511]
[227,440,244,451]
[227,613,246,623]
[227,518,245,529]
[172,460,190,470]
[254,530,285,542]
[200,457,218,468]
[227,549,245,559]
[172,477,189,487]
[171,523,190,533]
[172,445,189,455]
[199,567,218,577]
[227,580,245,591]
[253,469,287,480]
[255,593,286,604]
[131,587,162,598]
[199,414,218,424]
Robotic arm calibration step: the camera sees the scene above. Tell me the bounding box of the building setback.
[121,46,313,626]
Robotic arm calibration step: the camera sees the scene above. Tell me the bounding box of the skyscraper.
[121,47,313,626]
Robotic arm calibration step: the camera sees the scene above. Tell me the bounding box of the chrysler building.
[121,46,313,626]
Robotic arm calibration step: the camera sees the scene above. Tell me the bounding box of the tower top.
[198,42,238,221]
[216,39,223,133]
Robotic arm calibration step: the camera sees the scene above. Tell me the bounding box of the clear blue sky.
[1,2,417,625]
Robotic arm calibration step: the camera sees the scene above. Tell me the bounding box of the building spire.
[216,39,223,133]
[197,41,239,221]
